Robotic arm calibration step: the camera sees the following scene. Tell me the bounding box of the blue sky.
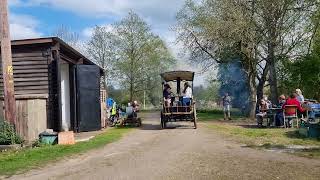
[8,0,206,85]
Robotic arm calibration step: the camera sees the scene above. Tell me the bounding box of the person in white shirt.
[182,82,192,106]
[295,89,304,104]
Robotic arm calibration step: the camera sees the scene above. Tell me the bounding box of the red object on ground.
[58,131,75,145]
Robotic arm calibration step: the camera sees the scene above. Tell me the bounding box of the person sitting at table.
[182,82,192,106]
[295,89,305,104]
[282,93,306,127]
[275,95,286,126]
[263,95,272,109]
[256,99,269,127]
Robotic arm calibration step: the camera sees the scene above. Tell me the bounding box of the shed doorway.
[60,63,71,131]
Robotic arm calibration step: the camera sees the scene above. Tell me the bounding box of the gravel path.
[7,112,320,180]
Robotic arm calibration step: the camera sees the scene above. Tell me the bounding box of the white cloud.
[8,0,24,6]
[21,0,184,23]
[16,0,206,85]
[9,14,43,40]
[81,24,114,39]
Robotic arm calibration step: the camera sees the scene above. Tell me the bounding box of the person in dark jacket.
[163,84,172,107]
[275,95,286,126]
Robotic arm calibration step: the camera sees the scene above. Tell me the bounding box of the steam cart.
[160,71,197,129]
[121,106,142,127]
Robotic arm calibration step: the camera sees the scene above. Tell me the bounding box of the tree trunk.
[130,82,133,102]
[102,71,107,90]
[268,40,278,104]
[269,62,278,104]
[256,63,269,108]
[266,14,278,104]
[256,81,264,105]
[248,71,257,120]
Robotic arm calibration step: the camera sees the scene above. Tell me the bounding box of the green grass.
[0,128,132,176]
[205,123,320,146]
[198,111,320,158]
[197,109,244,121]
[204,123,320,158]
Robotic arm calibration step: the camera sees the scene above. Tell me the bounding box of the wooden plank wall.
[0,51,49,96]
[0,99,47,141]
[101,102,106,128]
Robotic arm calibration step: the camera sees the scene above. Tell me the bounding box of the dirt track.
[7,112,320,180]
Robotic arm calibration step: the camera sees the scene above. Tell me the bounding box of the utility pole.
[0,0,16,125]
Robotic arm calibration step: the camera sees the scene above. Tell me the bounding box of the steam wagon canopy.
[160,71,195,82]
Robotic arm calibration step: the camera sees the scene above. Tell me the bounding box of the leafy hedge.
[0,120,23,145]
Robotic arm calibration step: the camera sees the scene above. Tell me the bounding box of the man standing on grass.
[222,93,231,120]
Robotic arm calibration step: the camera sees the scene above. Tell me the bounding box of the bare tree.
[87,26,118,91]
[53,24,81,49]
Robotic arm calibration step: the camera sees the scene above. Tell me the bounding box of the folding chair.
[283,105,298,128]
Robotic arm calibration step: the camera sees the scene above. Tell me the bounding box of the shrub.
[0,120,23,145]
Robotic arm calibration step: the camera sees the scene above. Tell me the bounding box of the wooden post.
[0,0,16,125]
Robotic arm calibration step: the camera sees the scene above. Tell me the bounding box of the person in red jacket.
[282,93,305,114]
[282,93,305,127]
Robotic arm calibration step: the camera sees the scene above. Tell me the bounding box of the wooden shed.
[0,37,103,141]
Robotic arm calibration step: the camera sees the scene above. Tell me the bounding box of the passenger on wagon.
[182,82,192,106]
[163,84,172,107]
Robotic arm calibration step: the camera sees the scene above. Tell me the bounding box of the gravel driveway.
[7,112,320,180]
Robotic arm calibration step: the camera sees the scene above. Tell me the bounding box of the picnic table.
[266,107,282,127]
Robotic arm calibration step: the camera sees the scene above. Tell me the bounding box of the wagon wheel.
[193,105,197,129]
[163,117,167,129]
[137,118,142,127]
[160,112,167,129]
[160,112,164,129]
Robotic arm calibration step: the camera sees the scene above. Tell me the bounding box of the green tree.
[253,0,317,104]
[115,11,175,102]
[176,0,318,117]
[278,6,320,100]
[176,0,258,118]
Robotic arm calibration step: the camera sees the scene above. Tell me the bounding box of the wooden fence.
[0,96,47,142]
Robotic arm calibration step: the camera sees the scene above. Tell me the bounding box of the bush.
[0,121,23,145]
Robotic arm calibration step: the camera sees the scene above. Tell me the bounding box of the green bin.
[39,132,58,145]
[308,123,320,138]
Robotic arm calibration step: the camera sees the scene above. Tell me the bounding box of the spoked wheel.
[137,118,142,127]
[160,113,167,129]
[193,117,197,129]
[160,112,164,129]
[193,106,197,129]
